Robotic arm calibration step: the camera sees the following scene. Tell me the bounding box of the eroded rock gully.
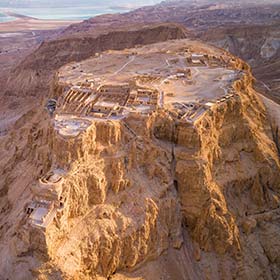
[0,58,280,280]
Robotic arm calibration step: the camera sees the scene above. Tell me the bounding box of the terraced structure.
[51,39,240,137]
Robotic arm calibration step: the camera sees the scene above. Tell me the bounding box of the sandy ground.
[59,40,235,106]
[161,67,235,104]
[0,18,80,33]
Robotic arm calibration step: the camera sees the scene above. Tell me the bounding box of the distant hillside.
[0,0,160,8]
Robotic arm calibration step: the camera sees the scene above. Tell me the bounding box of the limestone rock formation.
[0,38,280,280]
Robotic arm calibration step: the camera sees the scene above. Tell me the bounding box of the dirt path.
[112,55,135,76]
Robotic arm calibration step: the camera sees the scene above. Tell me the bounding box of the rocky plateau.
[0,1,280,279]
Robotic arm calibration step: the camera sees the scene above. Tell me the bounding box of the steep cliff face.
[0,112,182,279]
[150,68,280,279]
[32,115,182,279]
[173,71,280,253]
[1,44,280,280]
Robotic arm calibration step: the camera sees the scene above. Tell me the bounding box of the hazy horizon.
[1,0,279,9]
[0,0,279,22]
[0,0,163,22]
[0,0,162,9]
